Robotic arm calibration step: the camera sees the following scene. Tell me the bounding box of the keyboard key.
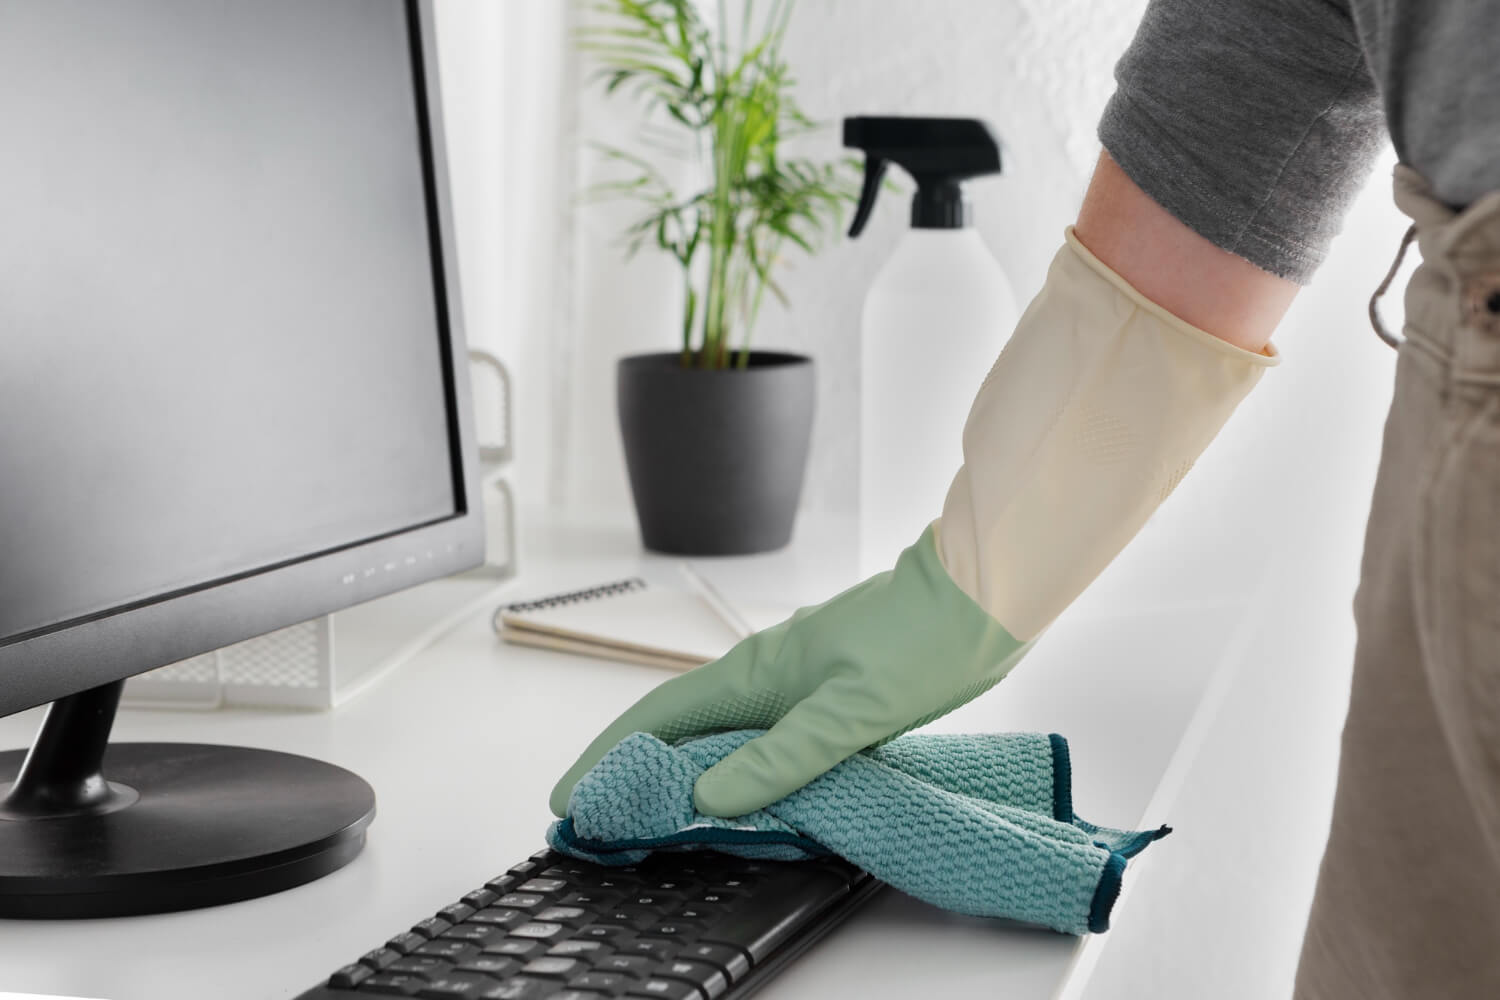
[659,960,726,998]
[558,890,623,909]
[698,868,849,962]
[413,917,454,940]
[535,906,589,927]
[669,906,722,924]
[438,924,504,945]
[389,956,453,978]
[625,978,702,1000]
[640,921,701,940]
[327,963,373,989]
[689,892,736,907]
[541,864,592,880]
[591,955,655,979]
[520,956,587,978]
[476,977,554,1000]
[468,908,529,929]
[481,939,544,960]
[416,973,498,998]
[551,992,612,1000]
[439,903,477,924]
[388,932,429,956]
[599,908,655,930]
[569,970,633,994]
[495,893,546,910]
[455,956,521,978]
[362,948,403,970]
[507,861,540,877]
[547,940,612,959]
[664,860,726,877]
[509,921,567,941]
[625,893,682,908]
[362,972,427,996]
[616,939,677,964]
[414,940,479,962]
[531,849,558,863]
[675,944,749,983]
[571,924,635,944]
[462,889,499,910]
[484,874,520,894]
[517,878,567,894]
[569,872,628,890]
[646,878,696,894]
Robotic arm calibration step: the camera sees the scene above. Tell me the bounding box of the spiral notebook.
[493,578,792,671]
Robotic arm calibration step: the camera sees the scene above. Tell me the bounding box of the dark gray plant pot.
[617,351,815,555]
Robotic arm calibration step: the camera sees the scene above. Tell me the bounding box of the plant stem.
[681,280,697,367]
[704,101,735,369]
[736,234,780,369]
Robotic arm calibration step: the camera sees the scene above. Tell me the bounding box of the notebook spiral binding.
[496,578,648,620]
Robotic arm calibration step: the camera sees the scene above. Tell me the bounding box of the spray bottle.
[844,116,1016,575]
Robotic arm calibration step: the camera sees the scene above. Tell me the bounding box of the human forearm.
[1076,151,1298,353]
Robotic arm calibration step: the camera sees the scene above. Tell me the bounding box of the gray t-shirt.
[1099,0,1500,284]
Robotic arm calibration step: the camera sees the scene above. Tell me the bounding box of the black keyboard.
[294,848,882,1000]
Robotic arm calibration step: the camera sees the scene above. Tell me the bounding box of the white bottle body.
[858,228,1017,576]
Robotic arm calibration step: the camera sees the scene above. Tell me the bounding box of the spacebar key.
[697,868,851,963]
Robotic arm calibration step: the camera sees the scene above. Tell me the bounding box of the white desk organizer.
[123,349,519,710]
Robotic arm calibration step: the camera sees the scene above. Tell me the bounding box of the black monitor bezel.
[0,0,483,716]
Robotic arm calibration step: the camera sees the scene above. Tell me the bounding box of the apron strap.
[1369,224,1418,349]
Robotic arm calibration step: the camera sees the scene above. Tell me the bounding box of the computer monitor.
[0,0,482,917]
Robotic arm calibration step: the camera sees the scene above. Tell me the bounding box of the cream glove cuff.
[935,226,1279,641]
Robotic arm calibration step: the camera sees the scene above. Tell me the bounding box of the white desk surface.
[0,506,1273,1000]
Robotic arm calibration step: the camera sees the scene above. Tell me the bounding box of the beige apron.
[1294,165,1500,998]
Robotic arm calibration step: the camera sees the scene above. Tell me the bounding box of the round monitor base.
[0,742,375,919]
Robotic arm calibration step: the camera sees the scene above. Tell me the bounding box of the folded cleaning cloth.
[547,730,1169,935]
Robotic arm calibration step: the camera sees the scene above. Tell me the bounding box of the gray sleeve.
[1098,0,1387,284]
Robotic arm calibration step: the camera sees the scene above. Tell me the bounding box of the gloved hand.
[550,226,1278,820]
[549,520,1034,819]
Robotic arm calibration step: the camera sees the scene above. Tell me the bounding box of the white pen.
[677,561,755,640]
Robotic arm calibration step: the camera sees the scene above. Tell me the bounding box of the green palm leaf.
[579,0,859,369]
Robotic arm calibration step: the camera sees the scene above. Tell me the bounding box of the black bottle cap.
[843,116,1002,236]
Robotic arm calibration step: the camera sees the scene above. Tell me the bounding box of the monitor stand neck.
[0,680,139,819]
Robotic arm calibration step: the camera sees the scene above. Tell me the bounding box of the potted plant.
[581,0,858,555]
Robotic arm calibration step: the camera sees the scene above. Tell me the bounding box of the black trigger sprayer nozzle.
[843,116,1003,237]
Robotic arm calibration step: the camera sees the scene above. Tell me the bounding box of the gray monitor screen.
[0,0,460,643]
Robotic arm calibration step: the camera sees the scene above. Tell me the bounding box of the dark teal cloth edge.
[1087,851,1127,932]
[1076,817,1174,860]
[551,816,829,860]
[1047,733,1073,822]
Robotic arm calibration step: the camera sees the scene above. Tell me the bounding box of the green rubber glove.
[548,522,1033,819]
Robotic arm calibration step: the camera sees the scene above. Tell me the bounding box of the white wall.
[489,2,1413,996]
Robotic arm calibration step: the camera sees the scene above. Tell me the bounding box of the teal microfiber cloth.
[547,730,1170,935]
